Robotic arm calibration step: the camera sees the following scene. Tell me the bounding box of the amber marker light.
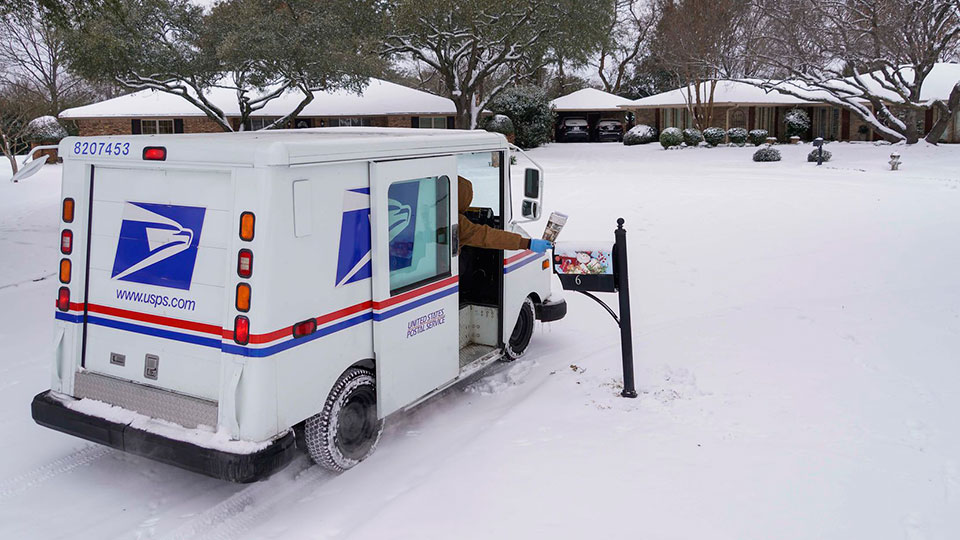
[62,198,75,223]
[239,212,255,241]
[236,283,251,312]
[59,259,71,284]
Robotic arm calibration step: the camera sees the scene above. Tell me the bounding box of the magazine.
[542,211,568,243]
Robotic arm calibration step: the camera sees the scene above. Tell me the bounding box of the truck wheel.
[304,367,383,472]
[504,298,536,361]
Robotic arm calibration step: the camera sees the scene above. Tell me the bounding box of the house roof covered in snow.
[624,80,815,109]
[624,63,960,109]
[551,88,634,111]
[59,78,456,119]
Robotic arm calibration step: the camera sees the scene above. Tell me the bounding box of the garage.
[551,88,633,143]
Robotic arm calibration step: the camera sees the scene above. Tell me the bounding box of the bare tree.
[650,0,751,129]
[747,0,960,144]
[0,5,93,114]
[596,0,657,95]
[0,84,40,175]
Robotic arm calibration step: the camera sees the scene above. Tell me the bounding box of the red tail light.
[237,249,253,278]
[234,315,249,345]
[292,319,317,339]
[143,147,166,161]
[61,230,73,255]
[57,287,70,312]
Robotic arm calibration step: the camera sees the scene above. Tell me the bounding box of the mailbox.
[553,243,617,293]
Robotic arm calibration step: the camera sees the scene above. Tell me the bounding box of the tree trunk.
[454,94,472,130]
[1,134,18,176]
[925,83,960,144]
[903,109,919,144]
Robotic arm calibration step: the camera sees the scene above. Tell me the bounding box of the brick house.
[59,78,458,136]
[620,63,960,143]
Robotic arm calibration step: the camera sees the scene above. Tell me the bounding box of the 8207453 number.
[74,141,130,156]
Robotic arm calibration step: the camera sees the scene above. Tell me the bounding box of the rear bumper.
[31,390,296,483]
[536,297,567,322]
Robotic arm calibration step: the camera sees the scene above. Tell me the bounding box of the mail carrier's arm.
[458,213,530,251]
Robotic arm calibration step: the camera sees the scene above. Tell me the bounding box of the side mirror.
[521,199,540,220]
[524,168,540,198]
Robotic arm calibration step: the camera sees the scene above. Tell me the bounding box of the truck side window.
[388,175,451,294]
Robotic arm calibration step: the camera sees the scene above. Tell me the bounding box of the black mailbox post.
[813,137,824,166]
[553,218,637,398]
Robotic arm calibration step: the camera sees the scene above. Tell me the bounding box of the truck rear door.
[81,165,231,402]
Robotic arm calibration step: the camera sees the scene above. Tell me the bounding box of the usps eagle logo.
[334,184,419,287]
[111,202,206,291]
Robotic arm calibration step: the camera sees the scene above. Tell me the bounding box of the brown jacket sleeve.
[458,213,530,251]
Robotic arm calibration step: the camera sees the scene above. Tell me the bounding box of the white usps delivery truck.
[31,128,566,482]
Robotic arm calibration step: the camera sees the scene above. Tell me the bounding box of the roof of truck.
[59,127,509,167]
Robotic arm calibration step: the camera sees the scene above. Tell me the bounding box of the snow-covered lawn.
[1,141,959,539]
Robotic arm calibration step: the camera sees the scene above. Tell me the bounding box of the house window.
[141,119,174,135]
[248,117,280,130]
[756,107,775,132]
[333,117,373,127]
[729,109,747,130]
[416,116,448,129]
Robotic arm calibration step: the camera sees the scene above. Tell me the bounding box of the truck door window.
[388,175,451,294]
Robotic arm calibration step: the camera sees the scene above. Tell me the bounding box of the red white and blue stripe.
[503,250,544,274]
[54,276,459,358]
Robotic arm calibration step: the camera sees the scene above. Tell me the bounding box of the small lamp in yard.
[889,152,902,171]
[812,137,824,166]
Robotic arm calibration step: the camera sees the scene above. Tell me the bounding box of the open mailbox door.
[552,242,616,292]
[369,157,460,417]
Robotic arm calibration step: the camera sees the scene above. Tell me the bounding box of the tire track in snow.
[0,445,113,499]
[161,358,554,540]
[159,455,330,540]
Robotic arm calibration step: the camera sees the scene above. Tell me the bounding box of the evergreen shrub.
[659,127,683,148]
[702,127,725,146]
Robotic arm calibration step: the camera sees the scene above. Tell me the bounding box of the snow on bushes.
[682,128,703,147]
[623,124,657,146]
[487,86,554,149]
[807,149,832,162]
[748,129,768,146]
[659,127,683,148]
[784,108,810,139]
[482,114,515,136]
[752,146,781,162]
[727,127,748,145]
[25,116,68,142]
[703,127,725,146]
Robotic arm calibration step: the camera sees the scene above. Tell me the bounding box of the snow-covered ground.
[2,141,959,539]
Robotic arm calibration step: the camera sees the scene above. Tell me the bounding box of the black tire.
[504,298,536,360]
[304,367,383,472]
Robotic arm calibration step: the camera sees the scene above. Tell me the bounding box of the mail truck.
[31,128,566,482]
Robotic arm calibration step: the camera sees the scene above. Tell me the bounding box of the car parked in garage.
[559,117,590,142]
[596,120,624,142]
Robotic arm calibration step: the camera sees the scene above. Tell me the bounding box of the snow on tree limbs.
[383,0,612,129]
[49,0,387,132]
[741,0,960,144]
